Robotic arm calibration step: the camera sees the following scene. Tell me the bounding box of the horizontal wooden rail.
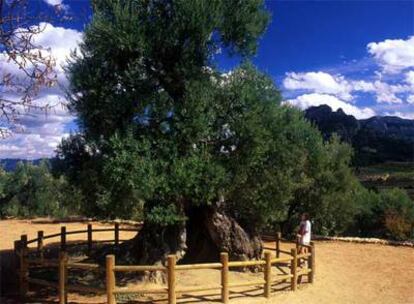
[228,260,265,268]
[26,239,39,245]
[25,226,140,245]
[175,263,222,270]
[114,265,166,272]
[67,262,101,270]
[26,232,60,243]
[41,232,62,240]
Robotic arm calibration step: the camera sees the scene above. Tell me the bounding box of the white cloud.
[383,111,414,120]
[0,94,74,158]
[405,71,414,87]
[2,22,82,95]
[367,36,414,74]
[0,22,81,84]
[372,81,406,104]
[43,0,64,4]
[283,70,412,105]
[284,93,376,119]
[42,0,69,11]
[351,80,375,92]
[31,22,82,70]
[282,36,414,120]
[283,71,353,101]
[0,23,82,159]
[0,133,69,159]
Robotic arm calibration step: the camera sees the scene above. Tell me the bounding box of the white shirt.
[300,220,311,245]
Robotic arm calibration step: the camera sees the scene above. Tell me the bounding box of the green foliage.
[350,187,414,240]
[146,204,187,226]
[66,0,269,139]
[0,161,81,218]
[59,0,271,225]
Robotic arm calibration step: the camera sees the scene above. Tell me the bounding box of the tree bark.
[100,205,262,282]
[185,206,263,262]
[132,205,261,261]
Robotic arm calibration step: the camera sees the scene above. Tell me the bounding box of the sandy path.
[1,219,413,304]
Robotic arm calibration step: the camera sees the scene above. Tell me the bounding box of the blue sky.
[1,0,413,159]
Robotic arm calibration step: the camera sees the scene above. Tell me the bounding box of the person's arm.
[304,221,310,235]
[297,223,305,237]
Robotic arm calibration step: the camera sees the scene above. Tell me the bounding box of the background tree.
[0,160,81,218]
[349,187,414,240]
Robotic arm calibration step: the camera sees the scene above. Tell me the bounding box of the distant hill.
[305,105,414,165]
[0,159,44,172]
[2,106,414,169]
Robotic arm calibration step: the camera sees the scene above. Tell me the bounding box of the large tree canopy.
[58,0,360,265]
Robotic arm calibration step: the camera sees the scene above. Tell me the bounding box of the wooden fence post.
[290,248,297,291]
[275,232,281,258]
[37,230,44,261]
[106,255,116,304]
[59,251,68,304]
[264,251,272,298]
[114,223,119,247]
[296,238,299,254]
[167,255,176,304]
[19,235,28,300]
[309,242,315,283]
[61,226,66,251]
[220,252,229,304]
[87,224,92,255]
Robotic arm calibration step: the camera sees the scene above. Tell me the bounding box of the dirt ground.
[1,219,413,304]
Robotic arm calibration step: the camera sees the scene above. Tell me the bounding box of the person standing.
[298,213,311,248]
[297,213,311,273]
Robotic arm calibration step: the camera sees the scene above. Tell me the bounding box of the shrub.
[384,210,412,240]
[0,161,81,218]
[350,187,414,240]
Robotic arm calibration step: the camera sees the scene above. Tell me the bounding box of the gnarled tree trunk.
[117,204,262,282]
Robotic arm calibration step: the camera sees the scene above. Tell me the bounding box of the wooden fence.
[14,225,315,304]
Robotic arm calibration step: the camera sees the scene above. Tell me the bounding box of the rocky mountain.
[305,105,414,165]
